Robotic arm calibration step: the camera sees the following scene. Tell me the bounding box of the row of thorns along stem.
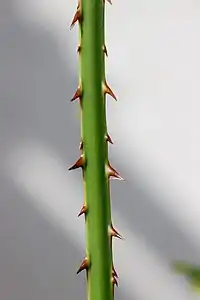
[69,0,124,295]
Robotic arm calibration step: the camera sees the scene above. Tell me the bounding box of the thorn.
[77,45,81,53]
[68,155,84,171]
[77,257,90,274]
[107,162,124,180]
[77,0,81,9]
[70,8,81,29]
[112,276,118,286]
[109,223,123,240]
[78,204,87,217]
[112,266,118,278]
[106,133,113,144]
[103,0,112,4]
[79,140,83,151]
[103,81,117,101]
[102,45,108,57]
[71,86,82,102]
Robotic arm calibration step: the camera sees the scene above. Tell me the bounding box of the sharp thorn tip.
[106,133,113,144]
[79,141,83,151]
[77,45,81,53]
[70,9,81,29]
[77,257,89,274]
[71,87,82,102]
[78,205,87,217]
[68,155,84,171]
[107,163,124,180]
[103,82,117,101]
[103,0,112,4]
[102,45,108,57]
[112,266,119,278]
[109,224,123,240]
[112,276,118,286]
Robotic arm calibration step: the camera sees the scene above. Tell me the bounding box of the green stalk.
[69,1,122,299]
[81,0,112,299]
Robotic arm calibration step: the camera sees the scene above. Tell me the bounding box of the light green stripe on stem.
[80,0,113,299]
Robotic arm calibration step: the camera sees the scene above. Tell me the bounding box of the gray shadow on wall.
[0,1,198,300]
[110,172,200,263]
[0,176,86,300]
[0,5,79,159]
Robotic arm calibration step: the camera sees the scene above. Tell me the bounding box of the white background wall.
[0,0,200,299]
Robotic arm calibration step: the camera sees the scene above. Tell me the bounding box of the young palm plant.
[69,0,124,299]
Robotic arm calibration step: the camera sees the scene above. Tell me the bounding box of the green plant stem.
[80,0,113,299]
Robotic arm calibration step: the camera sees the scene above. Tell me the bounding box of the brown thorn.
[103,81,117,101]
[68,155,84,171]
[102,45,108,57]
[79,140,83,151]
[71,86,82,102]
[70,8,81,29]
[107,162,124,180]
[112,275,118,287]
[77,45,81,53]
[106,133,113,144]
[109,223,123,240]
[77,0,81,9]
[77,257,89,274]
[78,204,87,217]
[112,265,119,278]
[103,0,112,4]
